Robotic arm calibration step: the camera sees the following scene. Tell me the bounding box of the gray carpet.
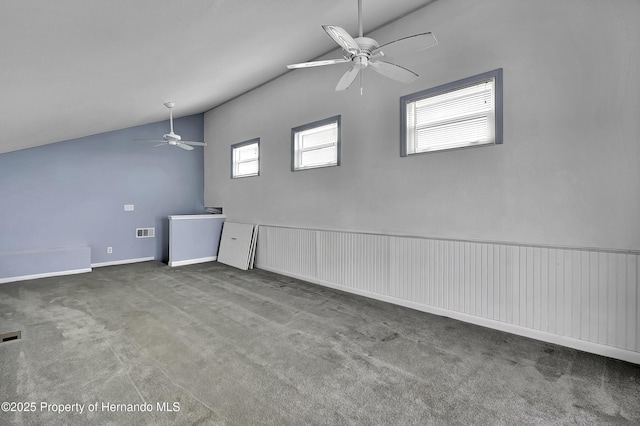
[1,261,639,425]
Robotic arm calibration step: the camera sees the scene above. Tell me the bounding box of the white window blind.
[292,117,340,170]
[404,75,499,154]
[232,140,259,178]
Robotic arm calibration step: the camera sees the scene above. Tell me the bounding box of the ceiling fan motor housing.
[354,37,379,54]
[164,132,181,142]
[351,37,379,69]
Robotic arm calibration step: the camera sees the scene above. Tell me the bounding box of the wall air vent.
[136,227,155,238]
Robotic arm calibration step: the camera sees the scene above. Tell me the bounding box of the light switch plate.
[124,204,134,211]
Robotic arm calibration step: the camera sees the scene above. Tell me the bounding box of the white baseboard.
[0,268,92,284]
[91,257,155,268]
[258,265,640,365]
[169,256,217,267]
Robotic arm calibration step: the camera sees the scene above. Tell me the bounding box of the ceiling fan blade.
[323,25,360,54]
[287,58,350,69]
[153,143,167,148]
[133,139,167,143]
[335,65,360,91]
[181,141,207,146]
[176,143,194,151]
[369,60,419,84]
[373,32,438,58]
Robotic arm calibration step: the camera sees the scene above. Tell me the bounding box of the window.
[401,69,502,156]
[291,116,341,171]
[231,138,259,178]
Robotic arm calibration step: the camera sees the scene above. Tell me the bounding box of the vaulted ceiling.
[0,0,434,154]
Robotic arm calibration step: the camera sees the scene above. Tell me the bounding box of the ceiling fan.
[135,102,206,151]
[287,0,438,93]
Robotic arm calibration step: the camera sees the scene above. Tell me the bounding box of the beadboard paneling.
[255,226,639,363]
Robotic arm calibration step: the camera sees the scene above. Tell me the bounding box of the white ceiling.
[0,0,434,154]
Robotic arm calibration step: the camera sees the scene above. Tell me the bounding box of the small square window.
[231,138,259,178]
[291,116,341,171]
[401,69,503,156]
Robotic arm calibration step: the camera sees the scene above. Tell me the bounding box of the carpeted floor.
[1,261,639,425]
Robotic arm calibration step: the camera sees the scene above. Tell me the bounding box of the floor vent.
[1,331,21,343]
[136,227,155,238]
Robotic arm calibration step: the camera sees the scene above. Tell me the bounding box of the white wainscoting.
[255,225,639,364]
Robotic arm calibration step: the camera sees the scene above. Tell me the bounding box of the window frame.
[230,138,260,179]
[291,115,341,171]
[400,68,503,157]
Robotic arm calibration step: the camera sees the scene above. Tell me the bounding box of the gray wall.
[0,114,205,264]
[204,0,640,252]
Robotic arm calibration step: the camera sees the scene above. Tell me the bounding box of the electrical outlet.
[107,247,113,254]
